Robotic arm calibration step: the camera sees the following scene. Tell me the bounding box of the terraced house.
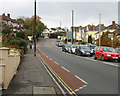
[95,21,120,44]
[72,24,105,43]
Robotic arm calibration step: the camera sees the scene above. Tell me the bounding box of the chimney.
[92,25,95,31]
[112,21,115,29]
[101,24,104,26]
[2,13,5,16]
[7,13,10,18]
[84,26,87,30]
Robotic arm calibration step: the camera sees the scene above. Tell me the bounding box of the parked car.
[75,45,92,56]
[92,46,98,55]
[57,42,64,47]
[94,46,120,62]
[57,39,61,42]
[115,48,120,53]
[87,44,97,55]
[62,44,72,52]
[68,45,79,54]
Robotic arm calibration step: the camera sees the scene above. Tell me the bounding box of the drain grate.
[33,87,56,95]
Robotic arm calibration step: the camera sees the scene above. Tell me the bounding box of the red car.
[94,46,120,62]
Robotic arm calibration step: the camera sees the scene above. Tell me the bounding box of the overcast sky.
[0,0,119,28]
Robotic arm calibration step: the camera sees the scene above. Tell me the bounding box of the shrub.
[8,39,20,48]
[16,31,25,39]
[2,28,11,34]
[19,39,27,53]
[49,33,57,38]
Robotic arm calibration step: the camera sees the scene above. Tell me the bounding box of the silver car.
[68,45,79,54]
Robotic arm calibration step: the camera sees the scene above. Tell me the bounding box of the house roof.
[0,15,11,21]
[11,19,18,23]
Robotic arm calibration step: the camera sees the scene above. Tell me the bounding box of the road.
[37,38,118,95]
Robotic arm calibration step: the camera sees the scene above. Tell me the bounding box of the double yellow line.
[37,51,77,96]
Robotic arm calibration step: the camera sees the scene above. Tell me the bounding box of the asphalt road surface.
[37,38,119,95]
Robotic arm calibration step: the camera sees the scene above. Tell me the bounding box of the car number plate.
[86,53,90,55]
[112,57,118,59]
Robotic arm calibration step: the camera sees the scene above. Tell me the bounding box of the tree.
[113,34,120,48]
[88,35,92,43]
[17,18,25,24]
[97,31,115,47]
[17,16,46,37]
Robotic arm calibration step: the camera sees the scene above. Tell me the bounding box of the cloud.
[0,1,118,28]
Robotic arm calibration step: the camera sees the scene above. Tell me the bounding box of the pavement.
[37,38,118,95]
[2,45,62,96]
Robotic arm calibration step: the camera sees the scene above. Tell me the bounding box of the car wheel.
[77,52,79,56]
[75,52,76,55]
[94,55,97,60]
[101,55,105,61]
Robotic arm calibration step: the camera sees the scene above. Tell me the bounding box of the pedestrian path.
[2,48,62,95]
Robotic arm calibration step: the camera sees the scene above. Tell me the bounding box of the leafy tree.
[113,34,120,48]
[97,32,112,47]
[17,18,25,24]
[17,16,46,37]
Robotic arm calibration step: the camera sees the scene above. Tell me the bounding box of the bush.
[8,39,20,48]
[16,31,25,39]
[49,33,57,38]
[2,28,11,34]
[19,39,27,53]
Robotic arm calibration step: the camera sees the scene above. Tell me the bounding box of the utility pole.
[60,22,61,28]
[72,10,74,44]
[99,13,101,46]
[34,0,36,56]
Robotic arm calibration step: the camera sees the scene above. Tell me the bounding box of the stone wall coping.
[0,47,9,50]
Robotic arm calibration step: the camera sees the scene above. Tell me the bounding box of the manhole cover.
[33,87,56,95]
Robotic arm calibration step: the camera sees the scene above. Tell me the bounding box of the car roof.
[98,46,113,48]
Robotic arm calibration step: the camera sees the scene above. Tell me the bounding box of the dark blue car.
[75,45,92,56]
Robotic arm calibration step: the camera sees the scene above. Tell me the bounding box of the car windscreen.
[116,48,120,51]
[65,45,71,48]
[72,45,77,48]
[103,48,117,52]
[91,45,97,49]
[59,42,63,44]
[80,46,90,50]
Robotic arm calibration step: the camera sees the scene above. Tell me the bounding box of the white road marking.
[49,58,53,60]
[54,61,59,65]
[36,53,66,95]
[103,62,118,67]
[61,66,70,72]
[75,75,88,85]
[63,52,119,68]
[74,85,87,92]
[85,57,97,62]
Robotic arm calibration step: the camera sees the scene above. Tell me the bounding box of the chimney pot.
[7,13,10,18]
[92,25,95,31]
[112,21,115,29]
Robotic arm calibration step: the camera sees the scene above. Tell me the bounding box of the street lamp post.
[34,0,36,56]
[72,10,74,44]
[99,13,101,46]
